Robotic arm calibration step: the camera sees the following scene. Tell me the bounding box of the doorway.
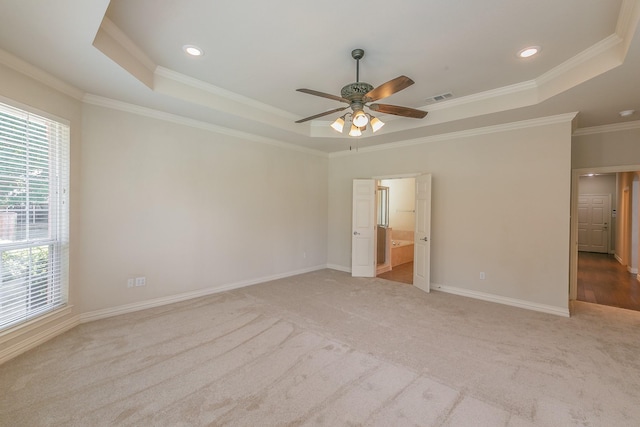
[375,177,416,285]
[572,169,640,312]
[351,174,431,290]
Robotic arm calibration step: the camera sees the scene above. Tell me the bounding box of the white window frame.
[0,100,69,332]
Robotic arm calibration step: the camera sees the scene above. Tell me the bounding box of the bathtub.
[391,240,414,267]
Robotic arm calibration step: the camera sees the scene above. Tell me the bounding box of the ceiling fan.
[295,49,428,136]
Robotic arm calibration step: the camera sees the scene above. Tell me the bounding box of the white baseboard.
[326,264,351,273]
[628,266,638,274]
[80,264,328,323]
[615,254,624,265]
[431,283,570,317]
[0,310,79,365]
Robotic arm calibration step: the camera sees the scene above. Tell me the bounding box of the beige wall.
[328,120,572,311]
[0,62,328,360]
[0,63,82,357]
[572,128,640,169]
[79,104,328,313]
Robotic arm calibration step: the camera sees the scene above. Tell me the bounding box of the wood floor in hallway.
[577,251,640,312]
[378,261,413,285]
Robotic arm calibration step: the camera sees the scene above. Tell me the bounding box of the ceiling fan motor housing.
[341,82,374,102]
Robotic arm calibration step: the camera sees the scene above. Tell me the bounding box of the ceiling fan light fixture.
[370,116,384,132]
[349,124,362,137]
[330,115,345,133]
[352,110,368,127]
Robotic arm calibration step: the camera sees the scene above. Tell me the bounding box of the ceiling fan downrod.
[352,48,364,83]
[341,49,374,101]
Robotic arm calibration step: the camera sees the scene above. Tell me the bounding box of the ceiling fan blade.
[369,103,428,119]
[364,76,414,102]
[295,106,348,123]
[296,88,350,104]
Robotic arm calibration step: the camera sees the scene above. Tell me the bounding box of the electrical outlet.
[127,278,134,288]
[480,272,486,280]
[135,276,146,287]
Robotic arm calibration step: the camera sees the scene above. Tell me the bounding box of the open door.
[413,174,432,292]
[352,179,376,277]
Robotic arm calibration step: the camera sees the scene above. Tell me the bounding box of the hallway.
[577,252,640,312]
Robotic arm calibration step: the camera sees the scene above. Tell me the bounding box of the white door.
[413,174,432,292]
[352,179,376,277]
[577,194,610,253]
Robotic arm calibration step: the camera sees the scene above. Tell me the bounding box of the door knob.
[353,231,360,235]
[420,237,428,242]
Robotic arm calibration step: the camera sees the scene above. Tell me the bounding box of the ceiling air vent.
[425,92,454,104]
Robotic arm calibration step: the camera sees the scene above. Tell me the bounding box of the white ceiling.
[0,0,639,153]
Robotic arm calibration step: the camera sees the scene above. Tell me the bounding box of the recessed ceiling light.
[518,46,540,58]
[619,109,635,117]
[183,45,203,57]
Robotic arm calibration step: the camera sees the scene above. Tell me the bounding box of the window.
[0,101,69,331]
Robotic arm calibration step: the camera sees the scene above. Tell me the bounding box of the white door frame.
[372,172,429,284]
[570,165,640,305]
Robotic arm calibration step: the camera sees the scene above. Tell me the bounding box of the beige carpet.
[1,269,639,426]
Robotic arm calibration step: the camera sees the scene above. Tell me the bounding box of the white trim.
[0,305,73,339]
[80,265,327,323]
[422,80,538,111]
[0,95,71,126]
[327,264,352,273]
[0,48,83,100]
[628,266,638,274]
[432,284,570,317]
[617,0,639,37]
[574,165,640,175]
[536,34,622,86]
[616,253,624,264]
[155,67,297,120]
[0,310,79,365]
[99,17,156,72]
[82,94,328,158]
[372,172,422,180]
[329,112,577,158]
[616,0,640,56]
[573,120,640,136]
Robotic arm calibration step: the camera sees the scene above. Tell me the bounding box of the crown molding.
[573,120,640,136]
[329,112,577,158]
[82,94,328,158]
[535,34,623,87]
[155,67,296,120]
[0,48,84,100]
[424,80,538,111]
[99,17,156,72]
[617,0,640,39]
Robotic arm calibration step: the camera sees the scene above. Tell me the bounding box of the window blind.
[0,101,69,331]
